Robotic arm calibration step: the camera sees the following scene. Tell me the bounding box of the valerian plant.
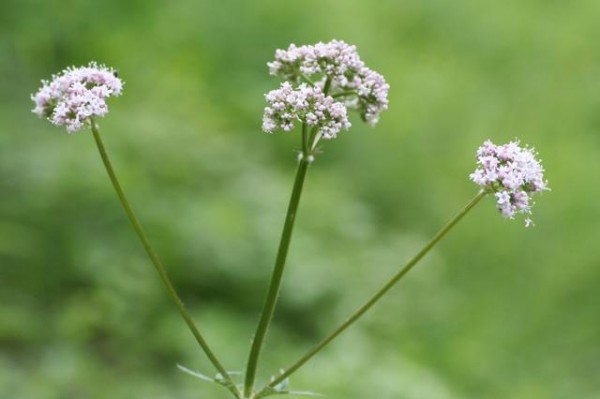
[32,40,548,399]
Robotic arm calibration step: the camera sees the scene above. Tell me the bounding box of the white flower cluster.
[351,68,389,125]
[262,82,351,139]
[266,40,389,128]
[32,62,123,133]
[268,40,364,83]
[470,140,548,226]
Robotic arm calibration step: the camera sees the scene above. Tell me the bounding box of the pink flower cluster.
[266,40,389,127]
[32,62,123,133]
[262,82,351,139]
[268,40,364,83]
[470,140,548,226]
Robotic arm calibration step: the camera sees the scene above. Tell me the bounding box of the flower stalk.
[90,119,239,397]
[244,141,311,398]
[246,41,390,397]
[257,191,487,395]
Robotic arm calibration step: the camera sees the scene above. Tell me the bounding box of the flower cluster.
[265,40,389,133]
[262,82,351,139]
[268,40,365,83]
[350,68,389,125]
[470,140,548,226]
[32,62,123,133]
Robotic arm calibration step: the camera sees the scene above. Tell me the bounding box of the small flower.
[32,62,123,133]
[262,82,351,139]
[268,40,389,125]
[470,139,549,226]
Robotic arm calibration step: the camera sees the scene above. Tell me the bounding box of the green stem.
[243,158,311,398]
[310,130,322,152]
[301,123,309,156]
[299,73,315,87]
[90,120,239,398]
[258,191,486,394]
[331,90,357,98]
[322,76,332,96]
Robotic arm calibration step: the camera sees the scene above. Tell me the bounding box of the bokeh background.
[1,0,599,398]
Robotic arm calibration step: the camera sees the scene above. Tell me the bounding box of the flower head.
[32,62,123,133]
[262,82,351,139]
[470,139,548,226]
[268,40,389,126]
[268,40,364,82]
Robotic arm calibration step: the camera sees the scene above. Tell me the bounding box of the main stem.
[90,120,238,396]
[243,157,311,398]
[258,191,486,394]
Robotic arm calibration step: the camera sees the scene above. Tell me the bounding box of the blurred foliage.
[1,0,600,398]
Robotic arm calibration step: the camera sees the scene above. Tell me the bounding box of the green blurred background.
[1,0,599,398]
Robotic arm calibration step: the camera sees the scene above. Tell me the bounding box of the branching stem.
[257,191,487,395]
